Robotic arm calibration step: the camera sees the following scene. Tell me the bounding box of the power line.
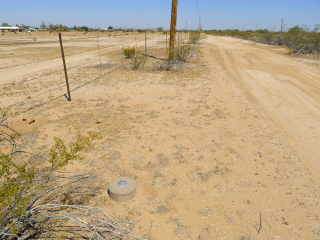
[285,14,320,20]
[195,0,201,30]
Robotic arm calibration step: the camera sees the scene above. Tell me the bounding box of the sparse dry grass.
[1,31,320,239]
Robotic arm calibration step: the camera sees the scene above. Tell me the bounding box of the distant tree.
[1,22,11,27]
[108,26,113,30]
[288,25,304,34]
[15,24,20,27]
[314,24,320,33]
[157,26,164,32]
[54,23,68,29]
[256,29,269,34]
[20,24,30,29]
[80,26,89,31]
[40,21,46,30]
[48,23,58,30]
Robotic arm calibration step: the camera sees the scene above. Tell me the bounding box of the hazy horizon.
[1,0,319,31]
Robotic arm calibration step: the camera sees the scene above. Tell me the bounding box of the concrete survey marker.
[108,176,136,202]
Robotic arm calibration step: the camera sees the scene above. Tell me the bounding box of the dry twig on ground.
[0,107,142,239]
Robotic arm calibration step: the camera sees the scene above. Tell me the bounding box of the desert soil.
[1,32,320,239]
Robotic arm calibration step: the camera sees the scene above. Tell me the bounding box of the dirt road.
[205,35,320,182]
[82,36,320,239]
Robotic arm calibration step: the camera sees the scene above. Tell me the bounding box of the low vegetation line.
[204,24,320,55]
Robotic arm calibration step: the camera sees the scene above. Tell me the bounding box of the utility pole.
[169,0,178,60]
[281,18,284,32]
[198,17,202,31]
[196,0,201,30]
[148,22,150,31]
[185,20,188,31]
[256,23,257,31]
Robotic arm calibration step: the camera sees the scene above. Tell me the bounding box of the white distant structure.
[0,26,38,32]
[101,28,114,32]
[0,26,19,32]
[26,28,38,32]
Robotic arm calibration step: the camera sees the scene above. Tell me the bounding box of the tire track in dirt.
[205,35,320,182]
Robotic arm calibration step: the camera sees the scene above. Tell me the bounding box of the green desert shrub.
[0,133,93,236]
[123,46,147,69]
[205,24,320,55]
[189,31,201,44]
[131,47,147,70]
[285,25,320,54]
[174,44,193,62]
[123,46,136,58]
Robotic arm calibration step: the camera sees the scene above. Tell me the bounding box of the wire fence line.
[0,43,121,71]
[1,62,122,117]
[0,33,140,47]
[0,32,159,69]
[1,49,122,89]
[0,31,179,118]
[0,32,171,70]
[0,56,109,90]
[0,30,198,239]
[10,66,122,117]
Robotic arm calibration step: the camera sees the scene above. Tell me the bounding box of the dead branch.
[0,110,144,239]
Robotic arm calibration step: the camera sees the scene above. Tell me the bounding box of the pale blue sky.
[1,0,319,31]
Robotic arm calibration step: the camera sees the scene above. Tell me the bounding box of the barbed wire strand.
[1,32,167,118]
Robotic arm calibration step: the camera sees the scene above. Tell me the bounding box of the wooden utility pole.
[281,18,284,32]
[169,0,178,60]
[185,20,188,30]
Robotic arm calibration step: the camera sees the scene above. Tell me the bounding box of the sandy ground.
[1,32,320,239]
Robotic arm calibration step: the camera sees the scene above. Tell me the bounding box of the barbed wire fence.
[0,31,142,117]
[0,28,200,239]
[0,29,196,119]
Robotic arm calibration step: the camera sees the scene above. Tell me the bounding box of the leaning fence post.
[59,33,71,101]
[145,29,147,55]
[166,31,168,51]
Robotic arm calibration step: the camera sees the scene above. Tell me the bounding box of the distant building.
[0,26,19,32]
[101,28,114,32]
[26,28,38,32]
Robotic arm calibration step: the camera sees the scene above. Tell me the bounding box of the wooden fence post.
[145,30,147,54]
[59,33,71,101]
